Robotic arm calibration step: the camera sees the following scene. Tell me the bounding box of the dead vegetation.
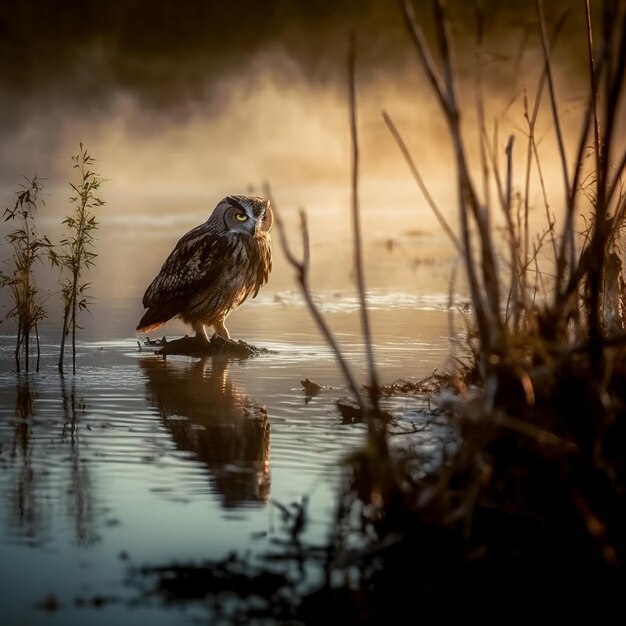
[270,0,626,620]
[1,145,104,374]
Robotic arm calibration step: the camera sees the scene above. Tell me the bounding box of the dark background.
[0,1,593,114]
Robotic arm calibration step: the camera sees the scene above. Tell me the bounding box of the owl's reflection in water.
[140,357,270,505]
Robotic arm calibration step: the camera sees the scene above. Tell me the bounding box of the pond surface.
[0,217,465,625]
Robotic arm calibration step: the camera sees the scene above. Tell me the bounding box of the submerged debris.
[301,377,324,402]
[134,553,298,623]
[144,561,289,601]
[136,336,168,351]
[370,367,470,398]
[336,399,393,424]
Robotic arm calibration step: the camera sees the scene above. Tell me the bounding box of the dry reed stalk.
[401,0,505,370]
[397,0,626,366]
[348,36,382,419]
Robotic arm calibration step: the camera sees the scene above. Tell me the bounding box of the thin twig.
[400,0,448,115]
[521,10,570,271]
[504,135,520,327]
[536,0,571,195]
[488,119,506,210]
[607,148,626,208]
[586,0,601,178]
[536,0,578,294]
[584,0,606,368]
[587,2,626,367]
[382,111,461,253]
[474,3,491,210]
[348,37,381,414]
[523,87,559,262]
[265,185,366,410]
[401,0,488,342]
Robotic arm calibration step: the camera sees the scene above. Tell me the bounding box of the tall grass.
[52,144,104,374]
[395,0,626,374]
[0,177,53,372]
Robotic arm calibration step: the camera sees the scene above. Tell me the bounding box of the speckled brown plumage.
[136,195,272,341]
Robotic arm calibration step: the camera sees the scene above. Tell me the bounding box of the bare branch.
[401,0,449,112]
[265,184,366,410]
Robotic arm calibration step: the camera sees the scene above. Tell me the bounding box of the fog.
[0,0,621,295]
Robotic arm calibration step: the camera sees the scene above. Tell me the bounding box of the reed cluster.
[52,143,104,374]
[1,145,103,373]
[0,177,52,372]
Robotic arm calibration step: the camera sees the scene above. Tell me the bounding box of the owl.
[136,195,272,342]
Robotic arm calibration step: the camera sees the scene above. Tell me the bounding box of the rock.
[140,334,272,358]
[301,377,324,398]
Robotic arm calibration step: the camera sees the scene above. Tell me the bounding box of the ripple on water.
[256,288,469,312]
[0,300,457,623]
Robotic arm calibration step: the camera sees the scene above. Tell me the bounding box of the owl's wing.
[142,229,236,308]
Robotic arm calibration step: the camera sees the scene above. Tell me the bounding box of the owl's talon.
[154,332,271,358]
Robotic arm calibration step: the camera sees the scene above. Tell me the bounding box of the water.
[0,217,465,625]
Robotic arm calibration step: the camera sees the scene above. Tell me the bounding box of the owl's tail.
[136,319,165,334]
[136,302,180,333]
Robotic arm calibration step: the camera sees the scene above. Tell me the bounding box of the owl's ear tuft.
[261,203,273,232]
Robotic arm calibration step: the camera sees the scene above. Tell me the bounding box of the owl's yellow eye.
[235,212,248,222]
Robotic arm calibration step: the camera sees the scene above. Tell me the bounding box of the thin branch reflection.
[10,377,40,542]
[4,375,98,546]
[60,376,98,545]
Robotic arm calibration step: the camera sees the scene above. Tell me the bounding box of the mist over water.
[0,0,620,313]
[0,0,605,217]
